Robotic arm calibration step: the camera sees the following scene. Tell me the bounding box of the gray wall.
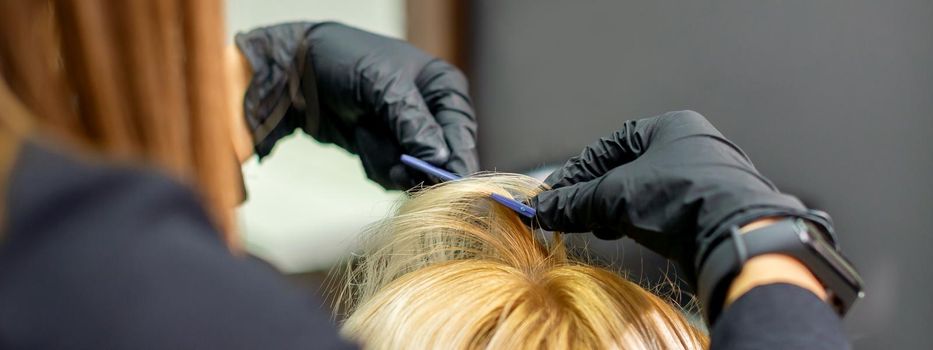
[470,1,933,347]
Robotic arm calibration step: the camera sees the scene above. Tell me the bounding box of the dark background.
[468,1,933,347]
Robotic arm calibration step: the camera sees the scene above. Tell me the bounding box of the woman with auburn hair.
[0,0,474,348]
[0,0,860,349]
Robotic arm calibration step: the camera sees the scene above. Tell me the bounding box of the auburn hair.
[0,0,240,245]
[337,174,708,349]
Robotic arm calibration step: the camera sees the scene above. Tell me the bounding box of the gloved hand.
[236,22,478,190]
[530,110,811,274]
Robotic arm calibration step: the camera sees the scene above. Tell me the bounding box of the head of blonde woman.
[337,174,707,350]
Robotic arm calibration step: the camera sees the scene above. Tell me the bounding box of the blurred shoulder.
[0,140,352,349]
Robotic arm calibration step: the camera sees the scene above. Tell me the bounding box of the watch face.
[797,221,864,295]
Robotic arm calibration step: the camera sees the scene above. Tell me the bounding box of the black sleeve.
[0,141,355,350]
[234,22,323,159]
[710,283,851,350]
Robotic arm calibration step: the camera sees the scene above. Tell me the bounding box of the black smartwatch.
[697,215,865,323]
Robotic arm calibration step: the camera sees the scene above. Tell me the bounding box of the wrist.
[725,218,828,305]
[725,252,828,306]
[696,214,863,323]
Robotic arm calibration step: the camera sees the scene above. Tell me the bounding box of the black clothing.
[0,142,848,349]
[0,141,353,350]
[714,283,851,349]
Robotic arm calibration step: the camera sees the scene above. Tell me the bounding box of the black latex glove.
[236,22,477,190]
[530,110,811,274]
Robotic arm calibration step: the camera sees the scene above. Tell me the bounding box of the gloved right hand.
[530,110,812,273]
[236,22,478,191]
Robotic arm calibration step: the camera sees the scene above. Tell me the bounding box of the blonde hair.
[0,0,240,245]
[337,174,708,349]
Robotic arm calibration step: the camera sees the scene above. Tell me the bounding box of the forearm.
[712,283,849,349]
[707,218,848,349]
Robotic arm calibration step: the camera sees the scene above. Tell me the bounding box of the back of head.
[0,0,239,243]
[337,174,707,349]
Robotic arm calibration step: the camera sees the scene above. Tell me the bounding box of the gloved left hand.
[529,111,812,270]
[236,22,478,190]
